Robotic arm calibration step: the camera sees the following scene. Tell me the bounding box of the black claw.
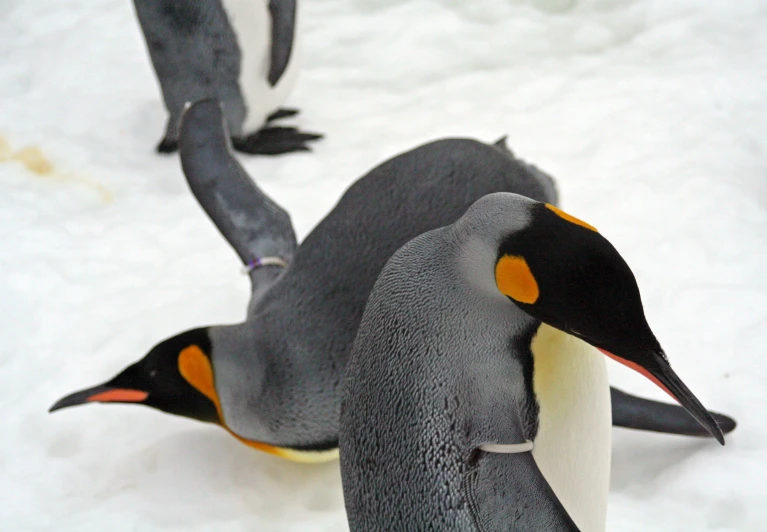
[156,137,179,153]
[231,126,323,156]
[267,108,300,122]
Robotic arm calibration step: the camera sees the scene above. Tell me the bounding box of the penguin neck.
[246,267,286,315]
[208,323,267,431]
[530,323,612,532]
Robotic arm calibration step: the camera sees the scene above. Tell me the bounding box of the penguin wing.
[179,99,298,298]
[268,0,296,86]
[610,387,737,437]
[467,449,580,531]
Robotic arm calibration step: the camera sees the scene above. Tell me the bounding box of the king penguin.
[50,101,734,463]
[133,0,321,154]
[339,193,727,531]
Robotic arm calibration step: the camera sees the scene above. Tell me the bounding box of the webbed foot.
[266,108,300,122]
[231,126,323,155]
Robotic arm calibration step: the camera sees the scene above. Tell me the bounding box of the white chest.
[220,0,300,131]
[530,323,612,532]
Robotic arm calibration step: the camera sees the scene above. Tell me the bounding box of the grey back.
[133,0,246,144]
[213,139,558,447]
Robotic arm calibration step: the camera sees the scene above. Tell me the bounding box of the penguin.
[132,0,321,154]
[49,104,734,463]
[339,192,727,531]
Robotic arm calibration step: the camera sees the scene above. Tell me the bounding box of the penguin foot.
[266,108,300,122]
[156,137,179,154]
[231,127,323,156]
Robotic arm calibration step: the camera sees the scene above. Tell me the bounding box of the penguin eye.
[149,370,158,378]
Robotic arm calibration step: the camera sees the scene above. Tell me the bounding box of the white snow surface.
[1,0,765,530]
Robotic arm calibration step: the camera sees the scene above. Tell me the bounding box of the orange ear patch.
[495,255,540,304]
[178,345,219,405]
[546,204,598,233]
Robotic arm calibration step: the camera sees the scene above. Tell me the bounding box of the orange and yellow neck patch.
[546,204,598,233]
[177,345,339,463]
[495,255,539,304]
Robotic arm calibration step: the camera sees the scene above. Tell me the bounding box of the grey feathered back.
[212,138,559,446]
[179,99,297,307]
[133,0,246,146]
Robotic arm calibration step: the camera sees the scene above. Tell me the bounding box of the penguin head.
[49,328,222,425]
[484,195,725,444]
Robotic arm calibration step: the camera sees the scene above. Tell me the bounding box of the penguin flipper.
[268,0,296,86]
[232,127,323,155]
[179,99,298,301]
[610,387,737,437]
[467,449,579,531]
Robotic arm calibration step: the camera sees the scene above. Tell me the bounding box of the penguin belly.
[220,0,300,134]
[530,323,612,532]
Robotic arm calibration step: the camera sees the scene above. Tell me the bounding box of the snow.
[1,0,765,529]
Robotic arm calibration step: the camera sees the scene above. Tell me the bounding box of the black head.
[49,328,221,424]
[494,202,725,444]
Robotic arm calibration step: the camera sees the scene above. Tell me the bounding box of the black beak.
[49,384,148,413]
[649,354,725,445]
[600,348,725,445]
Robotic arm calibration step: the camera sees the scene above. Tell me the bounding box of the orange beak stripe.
[598,348,678,403]
[87,389,149,403]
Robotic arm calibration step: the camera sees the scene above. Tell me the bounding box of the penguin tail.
[493,136,512,154]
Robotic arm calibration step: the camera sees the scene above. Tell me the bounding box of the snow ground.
[1,0,765,530]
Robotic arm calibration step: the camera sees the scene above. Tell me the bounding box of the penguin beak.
[599,348,725,445]
[49,384,149,412]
